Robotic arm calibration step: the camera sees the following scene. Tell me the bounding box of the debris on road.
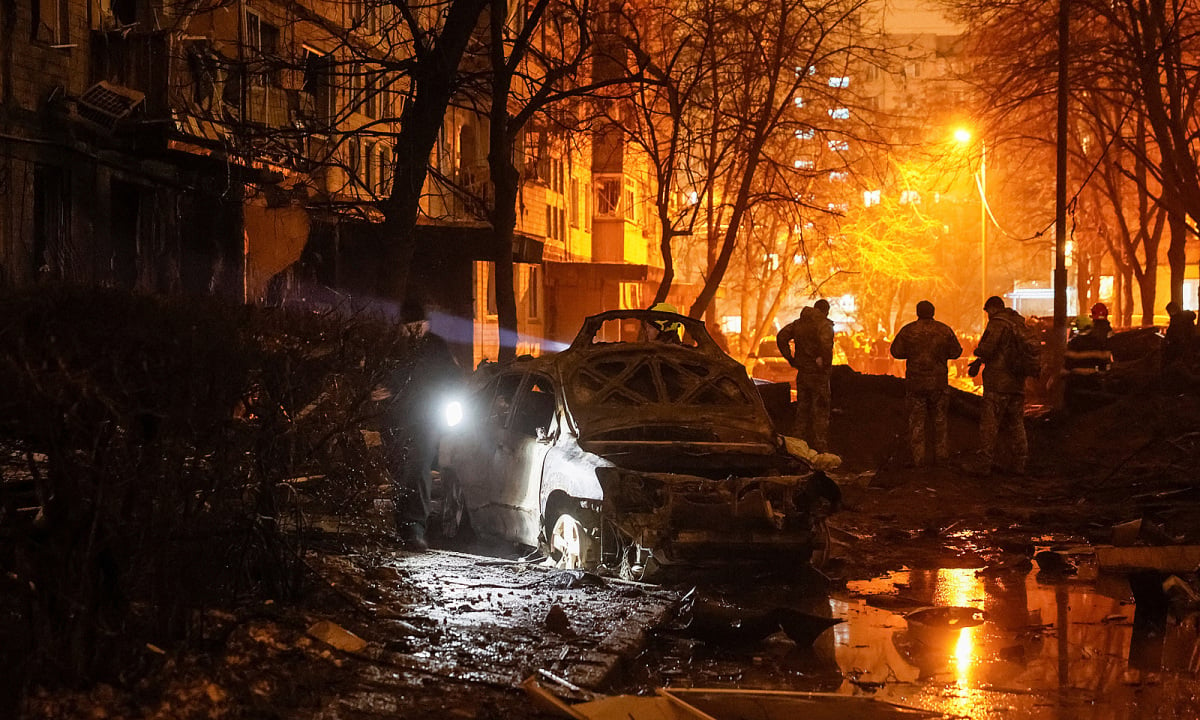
[306,620,369,654]
[524,678,940,719]
[1095,544,1200,572]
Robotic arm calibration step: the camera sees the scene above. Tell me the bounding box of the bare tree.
[613,0,872,320]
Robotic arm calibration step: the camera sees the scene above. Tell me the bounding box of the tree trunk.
[489,0,520,361]
[1167,209,1186,307]
[377,0,489,306]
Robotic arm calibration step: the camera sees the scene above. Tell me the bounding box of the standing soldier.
[777,299,835,451]
[967,295,1028,476]
[890,300,963,467]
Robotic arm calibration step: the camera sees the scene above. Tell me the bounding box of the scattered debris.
[523,677,940,719]
[545,604,575,637]
[1095,545,1200,573]
[1033,550,1077,575]
[677,600,842,647]
[1111,518,1179,546]
[904,606,986,631]
[306,620,368,654]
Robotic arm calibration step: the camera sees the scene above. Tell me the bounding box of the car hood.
[557,343,777,446]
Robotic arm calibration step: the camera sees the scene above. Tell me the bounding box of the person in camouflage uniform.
[890,301,963,467]
[967,295,1028,475]
[777,299,835,451]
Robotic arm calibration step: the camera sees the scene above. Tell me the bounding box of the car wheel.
[437,469,473,549]
[810,517,832,568]
[550,513,597,569]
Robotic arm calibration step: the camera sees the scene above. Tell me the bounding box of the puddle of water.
[837,566,1200,718]
[647,565,1200,719]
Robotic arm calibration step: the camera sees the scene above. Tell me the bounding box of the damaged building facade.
[0,0,676,368]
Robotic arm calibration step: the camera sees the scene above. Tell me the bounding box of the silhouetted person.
[890,300,962,467]
[778,299,834,451]
[1163,300,1196,370]
[386,298,462,550]
[968,295,1028,476]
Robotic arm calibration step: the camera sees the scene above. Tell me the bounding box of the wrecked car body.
[437,309,839,577]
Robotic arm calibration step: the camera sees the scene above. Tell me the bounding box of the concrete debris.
[306,620,368,654]
[1095,545,1200,573]
[1034,550,1077,575]
[544,604,575,637]
[784,436,842,470]
[1111,518,1178,547]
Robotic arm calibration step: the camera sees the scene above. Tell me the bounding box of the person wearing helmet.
[777,299,835,451]
[889,300,963,467]
[1063,302,1114,412]
[645,302,684,343]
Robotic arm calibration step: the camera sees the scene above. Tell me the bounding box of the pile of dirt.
[825,364,1200,576]
[828,365,980,472]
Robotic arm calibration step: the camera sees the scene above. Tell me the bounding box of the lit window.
[795,128,815,139]
[793,97,805,108]
[828,108,850,120]
[828,76,850,88]
[829,171,847,182]
[828,140,849,152]
[900,190,921,204]
[863,189,881,206]
[794,159,814,170]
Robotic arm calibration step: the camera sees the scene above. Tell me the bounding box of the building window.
[828,139,849,152]
[348,141,361,181]
[33,0,69,44]
[486,262,497,316]
[828,76,850,88]
[528,266,540,319]
[378,145,392,194]
[364,72,379,118]
[596,177,621,216]
[303,50,336,126]
[828,108,850,120]
[245,11,280,86]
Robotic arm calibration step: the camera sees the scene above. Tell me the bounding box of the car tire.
[436,468,474,549]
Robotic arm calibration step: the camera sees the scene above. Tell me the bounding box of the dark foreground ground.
[19,366,1200,719]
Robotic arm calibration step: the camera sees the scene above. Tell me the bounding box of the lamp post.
[954,128,987,315]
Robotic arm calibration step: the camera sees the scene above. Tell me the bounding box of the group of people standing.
[776,296,1035,476]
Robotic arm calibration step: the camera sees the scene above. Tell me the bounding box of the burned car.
[436,309,839,578]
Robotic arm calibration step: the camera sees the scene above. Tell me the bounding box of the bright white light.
[444,400,464,428]
[954,128,972,144]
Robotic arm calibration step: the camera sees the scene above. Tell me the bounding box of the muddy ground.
[19,367,1200,719]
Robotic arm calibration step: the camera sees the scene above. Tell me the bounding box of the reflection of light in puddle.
[835,567,1200,718]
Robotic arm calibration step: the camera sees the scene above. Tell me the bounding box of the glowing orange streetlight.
[955,128,987,314]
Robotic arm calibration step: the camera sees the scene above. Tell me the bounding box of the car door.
[445,370,522,540]
[490,372,558,546]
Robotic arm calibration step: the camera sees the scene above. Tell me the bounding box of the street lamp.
[954,129,987,316]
